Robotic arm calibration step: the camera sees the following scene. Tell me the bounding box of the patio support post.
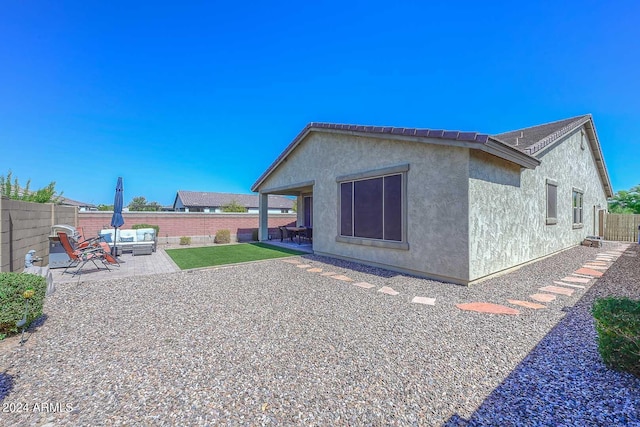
[258,192,269,241]
[297,194,304,226]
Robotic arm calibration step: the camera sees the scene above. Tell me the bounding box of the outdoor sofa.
[99,228,157,255]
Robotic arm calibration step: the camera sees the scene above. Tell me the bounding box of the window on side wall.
[572,188,584,228]
[337,164,409,250]
[546,179,558,225]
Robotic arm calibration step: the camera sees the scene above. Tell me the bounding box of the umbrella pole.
[112,227,117,257]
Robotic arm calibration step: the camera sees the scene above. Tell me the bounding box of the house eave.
[483,138,541,169]
[252,124,541,191]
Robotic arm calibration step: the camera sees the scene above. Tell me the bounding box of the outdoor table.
[285,226,307,244]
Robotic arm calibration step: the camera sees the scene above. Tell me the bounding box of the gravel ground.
[0,242,638,426]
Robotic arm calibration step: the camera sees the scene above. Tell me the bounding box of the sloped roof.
[492,114,612,196]
[251,115,613,198]
[174,191,294,209]
[492,115,591,156]
[59,197,96,208]
[251,122,539,191]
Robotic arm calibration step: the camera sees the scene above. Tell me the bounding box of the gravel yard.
[1,242,638,426]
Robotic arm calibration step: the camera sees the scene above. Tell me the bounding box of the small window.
[573,189,583,227]
[546,179,558,225]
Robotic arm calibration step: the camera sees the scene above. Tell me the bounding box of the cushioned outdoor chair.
[58,232,113,276]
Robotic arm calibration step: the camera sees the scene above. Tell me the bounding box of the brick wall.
[78,212,297,244]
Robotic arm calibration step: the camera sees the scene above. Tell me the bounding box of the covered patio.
[257,181,314,253]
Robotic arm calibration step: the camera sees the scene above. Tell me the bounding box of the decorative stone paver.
[571,273,595,279]
[456,302,519,315]
[539,286,574,296]
[307,268,323,273]
[553,281,585,289]
[586,261,608,266]
[331,275,353,282]
[561,276,591,284]
[353,282,375,289]
[378,286,399,296]
[530,293,556,303]
[281,259,301,264]
[321,272,338,276]
[411,296,436,305]
[296,264,312,269]
[583,264,607,270]
[507,299,547,310]
[574,267,603,277]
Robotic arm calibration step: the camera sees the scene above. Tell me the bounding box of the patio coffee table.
[132,244,154,256]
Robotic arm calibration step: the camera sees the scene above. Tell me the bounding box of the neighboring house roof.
[251,115,613,197]
[59,197,96,208]
[173,191,294,209]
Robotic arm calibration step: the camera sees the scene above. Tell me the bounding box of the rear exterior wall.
[257,132,471,283]
[468,126,609,281]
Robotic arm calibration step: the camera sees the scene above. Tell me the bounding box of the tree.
[128,196,161,211]
[0,170,62,203]
[292,199,297,213]
[608,185,640,214]
[221,199,247,213]
[97,204,113,211]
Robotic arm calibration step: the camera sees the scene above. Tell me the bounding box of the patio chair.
[57,232,112,276]
[279,226,293,243]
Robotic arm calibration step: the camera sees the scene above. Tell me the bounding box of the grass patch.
[165,242,306,269]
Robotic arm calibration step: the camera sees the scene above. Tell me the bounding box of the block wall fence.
[0,197,77,272]
[78,211,297,245]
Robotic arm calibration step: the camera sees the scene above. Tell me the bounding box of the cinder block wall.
[78,212,297,244]
[0,197,77,272]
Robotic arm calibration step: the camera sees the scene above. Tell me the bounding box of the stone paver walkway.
[279,242,630,315]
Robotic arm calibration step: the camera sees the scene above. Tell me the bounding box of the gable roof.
[251,122,540,192]
[492,115,590,155]
[492,114,612,197]
[174,191,294,209]
[251,115,613,198]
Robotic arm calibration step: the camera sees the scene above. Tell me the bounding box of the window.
[546,179,558,225]
[573,188,583,227]
[337,164,408,249]
[340,174,402,241]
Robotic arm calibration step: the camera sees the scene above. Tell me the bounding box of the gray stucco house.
[252,115,612,285]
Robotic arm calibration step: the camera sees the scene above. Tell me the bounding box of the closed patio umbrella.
[110,177,124,256]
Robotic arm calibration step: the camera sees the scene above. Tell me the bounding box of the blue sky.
[1,1,638,207]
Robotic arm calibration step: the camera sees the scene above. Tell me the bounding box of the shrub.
[0,272,47,339]
[592,297,640,378]
[131,223,160,234]
[179,236,191,245]
[215,229,231,244]
[252,228,259,241]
